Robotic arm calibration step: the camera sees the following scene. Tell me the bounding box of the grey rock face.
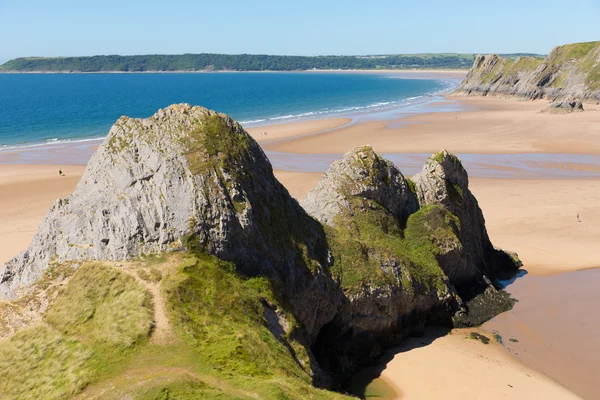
[301,146,418,226]
[0,106,520,386]
[454,42,600,102]
[549,98,584,112]
[412,150,490,287]
[0,105,342,346]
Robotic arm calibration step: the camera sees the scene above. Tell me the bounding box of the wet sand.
[483,269,600,399]
[1,94,598,399]
[363,327,579,400]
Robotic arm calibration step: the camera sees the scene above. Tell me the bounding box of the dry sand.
[470,178,600,275]
[0,165,85,265]
[1,94,598,399]
[372,327,580,400]
[264,97,600,155]
[246,118,351,143]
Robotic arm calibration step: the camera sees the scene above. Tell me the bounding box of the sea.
[0,72,454,149]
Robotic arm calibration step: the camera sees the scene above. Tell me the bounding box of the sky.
[0,0,599,63]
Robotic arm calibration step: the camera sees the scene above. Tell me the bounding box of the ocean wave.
[240,93,440,127]
[239,118,266,124]
[270,115,296,121]
[2,78,460,149]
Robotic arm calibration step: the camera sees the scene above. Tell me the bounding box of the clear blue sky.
[0,0,598,63]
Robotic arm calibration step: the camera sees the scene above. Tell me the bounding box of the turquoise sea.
[0,72,452,148]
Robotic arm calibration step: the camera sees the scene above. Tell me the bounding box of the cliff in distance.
[0,105,520,399]
[454,41,600,101]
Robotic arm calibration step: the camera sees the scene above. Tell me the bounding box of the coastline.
[0,70,461,151]
[263,97,600,155]
[1,90,597,398]
[0,68,468,76]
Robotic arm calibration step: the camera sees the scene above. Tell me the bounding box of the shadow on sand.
[347,325,452,399]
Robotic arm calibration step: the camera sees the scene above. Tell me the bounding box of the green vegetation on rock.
[0,253,353,400]
[184,114,251,177]
[458,40,600,99]
[327,197,456,293]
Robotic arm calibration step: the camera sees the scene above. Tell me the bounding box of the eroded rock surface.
[0,105,342,357]
[303,147,519,382]
[1,106,521,389]
[454,41,600,101]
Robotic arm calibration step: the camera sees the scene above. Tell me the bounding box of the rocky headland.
[454,41,600,102]
[0,104,520,398]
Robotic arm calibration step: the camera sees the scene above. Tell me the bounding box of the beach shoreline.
[0,70,462,152]
[1,93,598,399]
[0,68,469,76]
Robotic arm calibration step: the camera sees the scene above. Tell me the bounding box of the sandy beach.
[371,327,580,400]
[1,93,598,399]
[264,97,600,155]
[0,165,85,265]
[246,118,351,143]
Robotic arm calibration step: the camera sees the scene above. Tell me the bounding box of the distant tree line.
[0,53,544,72]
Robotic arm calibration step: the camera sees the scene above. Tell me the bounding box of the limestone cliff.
[0,106,520,391]
[454,41,600,101]
[302,147,518,381]
[0,105,342,356]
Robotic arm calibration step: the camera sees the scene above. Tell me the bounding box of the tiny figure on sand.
[59,169,65,177]
[577,213,580,222]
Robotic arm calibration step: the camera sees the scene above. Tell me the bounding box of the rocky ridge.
[303,147,518,381]
[0,105,520,391]
[454,41,600,101]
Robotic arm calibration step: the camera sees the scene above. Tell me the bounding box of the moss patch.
[183,114,251,177]
[327,197,454,293]
[469,332,490,344]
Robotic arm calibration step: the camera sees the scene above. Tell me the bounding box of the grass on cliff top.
[479,56,543,84]
[0,325,93,400]
[184,114,251,177]
[0,254,353,400]
[547,41,600,90]
[328,198,457,293]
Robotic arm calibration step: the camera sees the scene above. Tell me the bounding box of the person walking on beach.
[577,213,580,222]
[59,168,62,176]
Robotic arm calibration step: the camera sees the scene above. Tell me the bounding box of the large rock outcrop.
[302,147,518,382]
[1,106,520,389]
[0,104,342,352]
[301,146,418,226]
[454,41,600,101]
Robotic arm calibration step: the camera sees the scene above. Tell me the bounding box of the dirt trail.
[119,264,175,345]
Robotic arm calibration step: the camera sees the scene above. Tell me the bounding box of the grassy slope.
[0,253,353,400]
